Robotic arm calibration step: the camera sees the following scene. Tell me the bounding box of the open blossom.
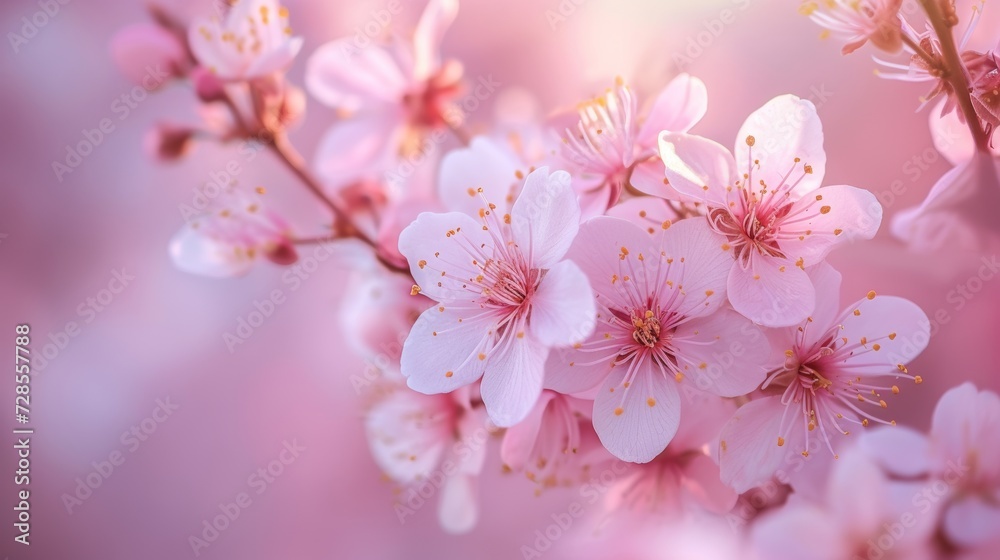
[500,391,611,493]
[365,385,487,534]
[751,450,938,560]
[544,216,770,463]
[862,383,1000,550]
[652,95,881,326]
[306,0,463,188]
[801,0,904,54]
[188,0,303,81]
[719,263,930,492]
[398,168,595,427]
[555,74,708,216]
[170,187,297,277]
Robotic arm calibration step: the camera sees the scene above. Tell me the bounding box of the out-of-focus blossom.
[801,0,904,54]
[719,263,930,492]
[555,74,708,217]
[306,0,463,188]
[188,0,303,81]
[500,391,610,493]
[604,393,737,515]
[892,101,1000,251]
[341,267,430,380]
[398,168,595,427]
[365,385,487,534]
[170,187,296,277]
[544,216,770,463]
[965,42,1000,132]
[653,95,882,327]
[751,450,938,560]
[110,22,189,89]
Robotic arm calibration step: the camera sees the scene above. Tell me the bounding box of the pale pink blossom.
[751,450,938,560]
[170,188,296,277]
[555,74,708,216]
[802,0,904,54]
[398,168,595,427]
[652,95,882,326]
[306,0,463,188]
[719,263,930,492]
[188,0,303,81]
[544,216,770,463]
[365,385,487,534]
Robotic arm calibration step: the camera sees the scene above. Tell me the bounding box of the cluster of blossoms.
[113,0,1000,557]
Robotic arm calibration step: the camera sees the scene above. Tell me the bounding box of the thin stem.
[919,0,990,152]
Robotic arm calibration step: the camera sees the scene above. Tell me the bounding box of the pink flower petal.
[657,132,736,205]
[593,355,682,463]
[509,167,581,269]
[109,23,185,90]
[400,305,495,394]
[606,196,680,235]
[313,112,402,189]
[834,295,930,376]
[827,452,890,537]
[543,302,620,396]
[734,95,826,197]
[438,473,478,534]
[727,255,815,327]
[439,137,522,216]
[305,40,409,111]
[752,504,845,560]
[656,217,733,319]
[680,453,738,514]
[169,226,255,278]
[719,396,799,492]
[397,210,493,303]
[365,389,450,483]
[637,73,708,147]
[943,495,1000,548]
[565,216,657,306]
[781,185,882,268]
[500,391,556,471]
[931,382,1000,480]
[480,336,549,427]
[857,426,931,478]
[671,308,770,397]
[528,260,596,347]
[413,0,459,81]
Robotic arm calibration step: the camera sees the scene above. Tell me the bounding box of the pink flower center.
[708,204,789,267]
[631,310,662,348]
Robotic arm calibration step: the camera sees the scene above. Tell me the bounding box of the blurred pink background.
[2,0,998,558]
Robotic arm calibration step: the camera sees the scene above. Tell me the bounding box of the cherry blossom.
[719,263,930,492]
[398,168,595,427]
[188,0,303,81]
[170,187,297,277]
[544,216,770,462]
[365,384,487,533]
[652,95,882,326]
[801,0,904,54]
